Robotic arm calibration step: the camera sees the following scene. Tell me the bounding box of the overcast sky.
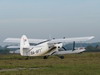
[0,0,100,45]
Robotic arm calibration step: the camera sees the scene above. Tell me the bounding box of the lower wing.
[52,48,86,55]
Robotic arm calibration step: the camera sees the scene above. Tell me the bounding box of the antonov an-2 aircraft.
[4,35,94,59]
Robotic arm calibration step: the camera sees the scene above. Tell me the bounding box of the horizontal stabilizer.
[7,46,20,49]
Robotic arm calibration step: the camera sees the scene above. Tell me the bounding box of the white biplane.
[4,35,94,59]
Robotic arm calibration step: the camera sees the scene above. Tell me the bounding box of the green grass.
[0,52,100,75]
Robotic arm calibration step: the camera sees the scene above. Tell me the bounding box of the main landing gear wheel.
[59,56,64,59]
[25,56,29,60]
[43,56,48,59]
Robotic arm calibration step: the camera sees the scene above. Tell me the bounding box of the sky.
[0,0,100,45]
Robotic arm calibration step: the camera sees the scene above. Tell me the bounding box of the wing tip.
[89,36,95,40]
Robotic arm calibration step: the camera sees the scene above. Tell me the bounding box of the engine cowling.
[54,43,63,49]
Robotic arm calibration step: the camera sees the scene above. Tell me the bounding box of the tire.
[60,56,64,59]
[43,56,48,59]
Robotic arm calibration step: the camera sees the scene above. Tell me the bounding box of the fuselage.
[27,42,49,56]
[23,42,63,56]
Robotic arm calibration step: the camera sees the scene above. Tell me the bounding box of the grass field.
[0,52,100,75]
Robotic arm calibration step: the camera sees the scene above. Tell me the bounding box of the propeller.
[62,46,67,51]
[72,41,75,51]
[61,37,66,50]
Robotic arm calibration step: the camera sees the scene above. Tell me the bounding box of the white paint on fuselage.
[28,42,49,56]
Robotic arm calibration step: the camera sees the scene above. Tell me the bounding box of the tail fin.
[20,35,30,56]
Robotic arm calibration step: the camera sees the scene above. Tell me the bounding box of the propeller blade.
[62,47,67,51]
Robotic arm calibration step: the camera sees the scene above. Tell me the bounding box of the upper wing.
[4,38,47,44]
[49,36,95,43]
[4,36,94,44]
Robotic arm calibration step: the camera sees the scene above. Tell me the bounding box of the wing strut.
[73,41,75,51]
